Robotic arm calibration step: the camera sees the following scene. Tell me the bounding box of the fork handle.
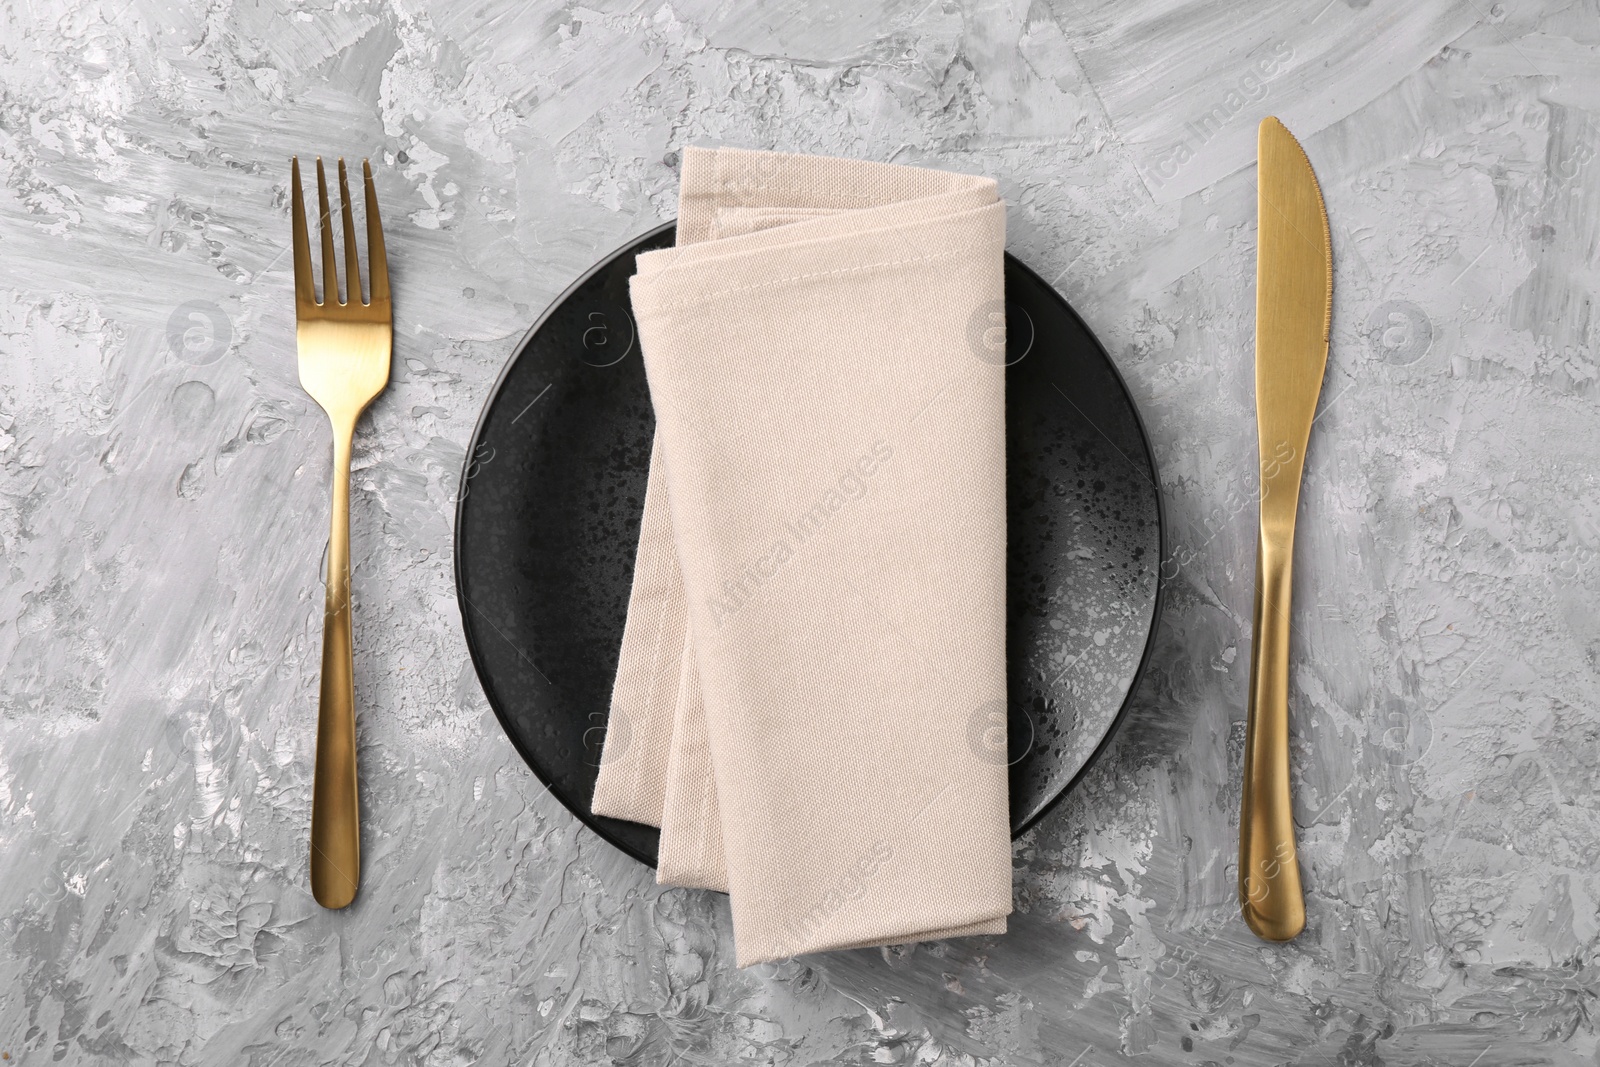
[1239,530,1304,940]
[311,418,361,908]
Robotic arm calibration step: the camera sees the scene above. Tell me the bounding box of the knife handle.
[311,418,361,909]
[1239,529,1305,940]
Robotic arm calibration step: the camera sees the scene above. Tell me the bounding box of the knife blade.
[1239,116,1332,942]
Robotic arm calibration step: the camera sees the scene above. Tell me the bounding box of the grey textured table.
[2,1,1597,1064]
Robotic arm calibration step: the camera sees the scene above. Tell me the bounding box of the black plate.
[455,222,1164,868]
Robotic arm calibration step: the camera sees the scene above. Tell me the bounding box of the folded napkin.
[592,146,1011,965]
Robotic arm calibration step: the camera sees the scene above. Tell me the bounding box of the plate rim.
[1003,251,1168,839]
[453,220,1167,867]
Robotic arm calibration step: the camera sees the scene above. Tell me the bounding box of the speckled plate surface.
[455,222,1164,868]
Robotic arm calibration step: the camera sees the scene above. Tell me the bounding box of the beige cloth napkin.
[591,146,1011,966]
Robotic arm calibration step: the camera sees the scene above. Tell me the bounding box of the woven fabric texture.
[592,146,1011,966]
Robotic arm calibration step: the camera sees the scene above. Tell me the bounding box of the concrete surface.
[1,0,1598,1063]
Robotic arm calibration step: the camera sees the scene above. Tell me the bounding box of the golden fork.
[291,156,391,909]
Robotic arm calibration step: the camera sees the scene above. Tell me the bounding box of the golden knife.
[1239,116,1331,941]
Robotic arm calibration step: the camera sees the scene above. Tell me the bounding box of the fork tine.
[337,159,363,306]
[315,157,339,305]
[291,157,315,309]
[363,159,389,306]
